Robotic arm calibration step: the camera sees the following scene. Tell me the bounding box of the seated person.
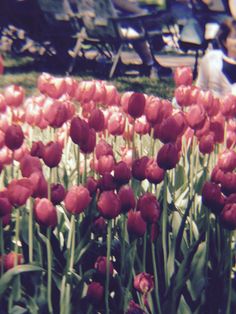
[196,17,236,96]
[112,0,172,78]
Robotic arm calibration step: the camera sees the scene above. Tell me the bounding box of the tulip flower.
[217,150,236,172]
[70,116,89,146]
[220,203,236,230]
[132,156,149,181]
[97,191,121,219]
[44,100,69,128]
[50,183,66,205]
[145,96,162,125]
[0,197,12,217]
[126,300,146,314]
[157,143,179,170]
[134,272,154,294]
[128,92,146,119]
[79,128,96,154]
[92,216,106,235]
[127,210,146,237]
[5,124,24,151]
[220,94,236,119]
[94,256,114,276]
[30,141,44,159]
[107,111,125,136]
[29,171,48,199]
[220,172,236,195]
[4,85,25,108]
[0,55,4,75]
[95,139,114,160]
[34,198,57,228]
[145,158,165,184]
[37,73,66,99]
[114,161,131,185]
[97,155,115,175]
[209,114,225,143]
[202,181,225,213]
[88,108,105,132]
[64,185,91,215]
[86,282,104,304]
[4,252,23,270]
[186,104,206,130]
[42,141,62,168]
[85,176,98,196]
[174,66,193,87]
[98,173,117,191]
[137,193,161,223]
[199,133,215,154]
[8,178,32,207]
[118,185,136,212]
[20,154,42,177]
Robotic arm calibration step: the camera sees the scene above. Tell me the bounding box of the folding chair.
[71,0,174,78]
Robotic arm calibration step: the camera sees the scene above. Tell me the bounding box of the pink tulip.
[97,191,121,219]
[186,104,206,130]
[174,66,193,87]
[43,99,69,128]
[34,198,57,228]
[64,185,91,215]
[97,155,115,175]
[107,111,125,136]
[38,73,66,99]
[8,178,33,207]
[4,85,25,107]
[0,94,6,113]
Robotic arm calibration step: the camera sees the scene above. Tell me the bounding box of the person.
[112,0,173,78]
[196,17,236,96]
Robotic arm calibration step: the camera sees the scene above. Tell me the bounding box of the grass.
[0,54,175,99]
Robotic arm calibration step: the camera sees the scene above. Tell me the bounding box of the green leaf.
[0,265,43,298]
[10,305,28,314]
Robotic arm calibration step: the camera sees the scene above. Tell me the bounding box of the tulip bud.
[70,116,89,146]
[79,128,96,154]
[34,198,57,228]
[118,185,136,213]
[4,252,23,270]
[94,256,114,276]
[127,210,146,237]
[64,185,91,215]
[202,181,225,213]
[220,203,236,230]
[42,141,62,168]
[128,93,146,119]
[132,156,149,181]
[85,176,98,196]
[30,141,45,159]
[51,183,66,205]
[137,193,161,223]
[98,173,117,191]
[86,282,104,304]
[134,272,154,294]
[145,158,165,184]
[88,108,105,132]
[97,191,121,219]
[5,124,24,150]
[218,150,236,172]
[92,216,106,235]
[114,161,131,185]
[156,143,179,170]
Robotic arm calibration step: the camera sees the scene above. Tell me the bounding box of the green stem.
[77,146,80,185]
[226,231,233,314]
[162,174,168,288]
[0,219,4,276]
[120,214,126,279]
[14,209,20,266]
[105,220,112,314]
[83,154,87,184]
[46,228,53,314]
[151,242,162,314]
[142,229,147,272]
[28,198,33,264]
[48,168,52,201]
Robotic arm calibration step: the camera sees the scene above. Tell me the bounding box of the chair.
[70,0,174,78]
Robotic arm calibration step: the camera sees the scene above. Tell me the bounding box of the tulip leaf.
[0,265,43,298]
[9,305,28,314]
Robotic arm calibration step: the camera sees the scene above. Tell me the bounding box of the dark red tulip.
[199,133,215,155]
[220,203,236,230]
[126,300,146,314]
[134,272,154,294]
[30,141,44,159]
[157,143,179,170]
[202,181,225,213]
[145,158,165,184]
[137,193,161,223]
[79,128,96,154]
[44,100,68,128]
[150,223,159,242]
[97,155,115,175]
[51,183,66,205]
[0,197,12,217]
[127,210,146,237]
[98,173,117,191]
[29,171,48,198]
[95,139,114,160]
[42,141,62,168]
[86,282,104,304]
[209,114,225,143]
[5,124,24,150]
[64,185,91,215]
[157,113,186,143]
[8,178,32,207]
[1,213,11,227]
[118,185,136,213]
[220,172,236,195]
[88,108,105,132]
[94,256,113,275]
[85,176,98,196]
[70,116,89,145]
[20,154,42,177]
[4,252,23,270]
[97,191,121,219]
[128,92,146,119]
[132,156,149,181]
[114,161,131,185]
[34,198,57,228]
[211,165,225,184]
[92,216,106,235]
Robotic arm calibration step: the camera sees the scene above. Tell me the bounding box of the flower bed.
[0,67,236,314]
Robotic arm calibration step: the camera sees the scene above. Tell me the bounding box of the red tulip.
[220,203,236,230]
[30,141,44,159]
[8,178,32,207]
[95,139,113,160]
[128,92,146,119]
[34,198,57,228]
[97,191,121,219]
[137,193,161,223]
[75,80,96,103]
[64,185,91,215]
[29,171,48,199]
[209,114,225,143]
[97,155,115,175]
[134,272,154,294]
[118,185,136,212]
[20,154,42,177]
[220,172,236,195]
[44,100,69,128]
[226,130,236,149]
[218,150,236,172]
[5,124,24,150]
[94,256,114,275]
[88,108,105,132]
[145,158,165,184]
[126,300,146,314]
[174,66,193,87]
[104,84,120,106]
[86,282,104,304]
[144,96,162,125]
[127,210,146,237]
[38,73,66,99]
[107,111,125,136]
[195,118,210,139]
[157,114,184,143]
[174,85,191,107]
[157,143,179,170]
[4,252,23,270]
[199,133,215,154]
[70,116,89,146]
[42,141,62,168]
[220,94,236,119]
[85,176,98,196]
[114,161,131,185]
[0,197,12,217]
[92,216,106,234]
[98,173,117,191]
[79,128,96,154]
[132,156,149,181]
[197,90,219,117]
[210,165,225,184]
[0,94,7,113]
[186,104,206,130]
[202,181,225,213]
[51,183,66,205]
[4,85,25,107]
